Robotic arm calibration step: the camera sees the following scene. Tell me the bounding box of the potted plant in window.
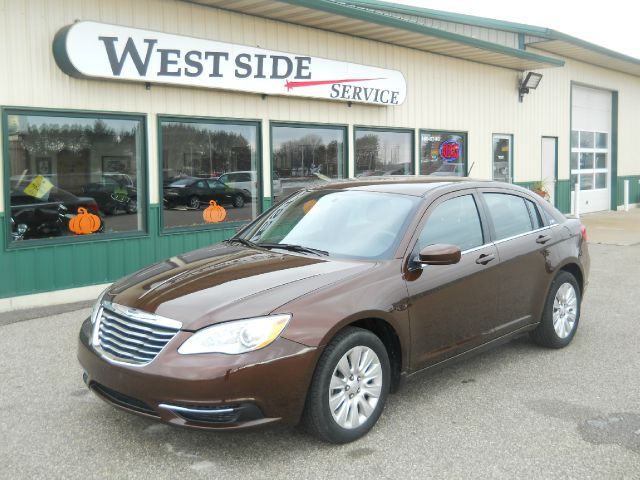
[531,180,550,201]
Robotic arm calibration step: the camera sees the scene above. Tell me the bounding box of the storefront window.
[271,124,346,201]
[355,128,413,177]
[160,119,260,229]
[420,131,467,176]
[6,110,145,242]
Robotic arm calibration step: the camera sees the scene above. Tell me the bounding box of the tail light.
[86,201,99,213]
[580,224,587,241]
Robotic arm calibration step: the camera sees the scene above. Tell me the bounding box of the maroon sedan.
[78,178,589,443]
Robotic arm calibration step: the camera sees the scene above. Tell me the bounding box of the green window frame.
[157,115,263,234]
[354,126,415,177]
[2,106,148,249]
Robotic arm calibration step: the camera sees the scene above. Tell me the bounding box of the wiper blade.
[224,238,257,248]
[257,243,329,256]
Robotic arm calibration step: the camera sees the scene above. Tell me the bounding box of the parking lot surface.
[0,243,638,479]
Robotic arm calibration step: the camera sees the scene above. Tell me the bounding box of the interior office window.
[355,128,413,177]
[160,119,259,229]
[271,124,346,201]
[6,110,145,242]
[492,134,513,183]
[420,131,467,176]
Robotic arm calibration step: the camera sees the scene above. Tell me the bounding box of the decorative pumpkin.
[303,199,317,214]
[69,207,101,235]
[203,200,226,223]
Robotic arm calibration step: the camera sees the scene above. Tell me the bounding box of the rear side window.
[483,193,536,240]
[525,199,543,229]
[416,194,484,252]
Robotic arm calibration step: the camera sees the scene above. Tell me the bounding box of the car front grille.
[95,304,182,366]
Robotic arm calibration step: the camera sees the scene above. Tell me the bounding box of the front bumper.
[78,318,318,430]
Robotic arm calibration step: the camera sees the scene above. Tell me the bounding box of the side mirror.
[416,244,461,266]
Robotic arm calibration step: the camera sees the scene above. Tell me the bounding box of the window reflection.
[355,129,413,176]
[7,112,144,242]
[271,125,346,201]
[160,120,259,229]
[420,131,466,176]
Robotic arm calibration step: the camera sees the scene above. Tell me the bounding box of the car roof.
[312,176,494,197]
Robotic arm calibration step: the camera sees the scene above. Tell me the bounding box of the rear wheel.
[530,271,581,348]
[303,327,390,443]
[232,194,245,208]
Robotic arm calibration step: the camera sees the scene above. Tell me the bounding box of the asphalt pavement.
[0,242,638,479]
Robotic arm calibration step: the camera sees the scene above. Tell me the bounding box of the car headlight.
[178,314,291,355]
[90,288,109,324]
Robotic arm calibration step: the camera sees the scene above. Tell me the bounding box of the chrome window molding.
[491,226,550,246]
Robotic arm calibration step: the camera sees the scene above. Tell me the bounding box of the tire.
[302,327,390,443]
[188,196,201,209]
[126,199,137,214]
[530,271,581,348]
[232,194,245,208]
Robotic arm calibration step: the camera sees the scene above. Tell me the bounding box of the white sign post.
[53,22,407,106]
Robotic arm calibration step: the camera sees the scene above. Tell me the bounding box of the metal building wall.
[0,0,639,302]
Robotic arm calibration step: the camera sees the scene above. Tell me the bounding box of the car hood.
[106,244,374,330]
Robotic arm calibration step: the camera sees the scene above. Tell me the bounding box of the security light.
[519,72,543,102]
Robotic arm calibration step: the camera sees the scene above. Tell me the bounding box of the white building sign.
[53,22,407,106]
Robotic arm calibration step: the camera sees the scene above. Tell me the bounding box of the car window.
[207,179,223,189]
[195,180,206,188]
[218,174,229,183]
[238,173,251,182]
[483,193,534,240]
[525,199,543,229]
[415,194,484,252]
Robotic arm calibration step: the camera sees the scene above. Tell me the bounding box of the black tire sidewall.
[307,328,390,443]
[233,194,245,208]
[537,271,581,348]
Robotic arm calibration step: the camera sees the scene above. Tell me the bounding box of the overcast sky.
[388,0,640,59]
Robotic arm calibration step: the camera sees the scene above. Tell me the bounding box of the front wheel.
[302,327,390,443]
[188,196,201,209]
[530,271,581,348]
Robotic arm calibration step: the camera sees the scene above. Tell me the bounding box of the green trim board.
[610,91,618,211]
[556,180,571,213]
[344,0,640,67]
[616,176,640,206]
[0,205,238,299]
[156,115,264,234]
[277,0,564,68]
[2,106,150,250]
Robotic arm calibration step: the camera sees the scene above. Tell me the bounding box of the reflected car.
[163,177,246,209]
[11,186,104,240]
[218,171,283,199]
[79,177,589,443]
[82,176,138,215]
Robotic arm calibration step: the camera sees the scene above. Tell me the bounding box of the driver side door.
[405,191,500,370]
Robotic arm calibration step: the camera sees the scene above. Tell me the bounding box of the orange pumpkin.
[303,199,317,214]
[203,200,226,223]
[69,207,101,235]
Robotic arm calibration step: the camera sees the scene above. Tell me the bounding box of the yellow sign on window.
[23,175,54,199]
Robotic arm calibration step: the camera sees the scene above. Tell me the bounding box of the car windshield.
[239,189,419,260]
[168,179,193,187]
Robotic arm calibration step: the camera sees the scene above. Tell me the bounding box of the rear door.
[479,189,558,331]
[405,190,500,370]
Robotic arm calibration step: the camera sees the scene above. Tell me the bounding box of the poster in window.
[420,132,466,176]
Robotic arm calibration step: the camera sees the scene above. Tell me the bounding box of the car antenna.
[466,161,475,177]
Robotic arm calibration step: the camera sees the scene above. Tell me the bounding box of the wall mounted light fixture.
[519,72,543,102]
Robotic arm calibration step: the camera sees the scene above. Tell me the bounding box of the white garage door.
[571,85,612,213]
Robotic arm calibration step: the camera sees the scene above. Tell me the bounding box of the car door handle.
[536,234,551,244]
[475,253,495,265]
